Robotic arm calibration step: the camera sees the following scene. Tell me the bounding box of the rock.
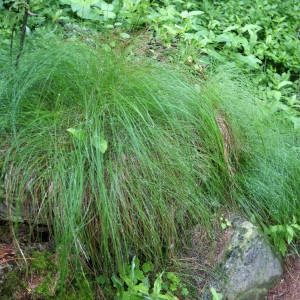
[219,217,283,300]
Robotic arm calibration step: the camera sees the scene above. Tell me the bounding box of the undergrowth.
[0,39,230,295]
[0,37,300,298]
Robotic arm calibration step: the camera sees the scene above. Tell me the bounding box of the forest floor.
[266,252,300,300]
[1,220,300,299]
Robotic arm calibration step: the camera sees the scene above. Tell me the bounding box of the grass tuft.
[1,39,300,296]
[0,40,230,283]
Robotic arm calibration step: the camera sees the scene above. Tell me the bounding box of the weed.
[264,216,300,256]
[111,256,183,299]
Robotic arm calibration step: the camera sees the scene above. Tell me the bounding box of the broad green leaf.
[111,275,124,297]
[59,0,72,4]
[287,94,298,106]
[180,10,188,18]
[223,25,240,32]
[288,117,300,130]
[293,216,297,224]
[71,3,100,19]
[277,81,293,89]
[286,226,294,244]
[70,0,98,5]
[142,262,153,273]
[269,225,279,233]
[266,35,273,45]
[155,295,172,299]
[101,1,114,11]
[215,33,235,43]
[211,287,223,300]
[103,11,116,19]
[132,282,149,293]
[275,101,289,111]
[267,90,282,101]
[291,223,300,230]
[208,48,225,62]
[278,238,287,256]
[241,24,262,33]
[188,10,204,16]
[70,0,102,19]
[153,272,163,295]
[120,32,131,38]
[134,269,144,281]
[97,275,106,284]
[67,128,87,140]
[233,53,261,69]
[182,287,189,296]
[91,136,108,153]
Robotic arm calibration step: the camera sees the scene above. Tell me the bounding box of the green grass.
[1,38,300,297]
[205,67,300,225]
[0,39,230,288]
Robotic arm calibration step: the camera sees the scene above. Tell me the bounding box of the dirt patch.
[267,251,300,300]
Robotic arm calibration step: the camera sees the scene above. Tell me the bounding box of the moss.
[0,267,26,298]
[31,251,57,275]
[1,269,19,296]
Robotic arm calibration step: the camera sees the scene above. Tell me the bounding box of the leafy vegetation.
[264,216,300,256]
[110,256,186,299]
[0,0,300,298]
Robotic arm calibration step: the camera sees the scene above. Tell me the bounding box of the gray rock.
[219,217,283,300]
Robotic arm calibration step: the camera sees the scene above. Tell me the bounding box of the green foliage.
[0,39,230,293]
[1,1,300,295]
[2,0,299,121]
[0,270,23,298]
[31,251,57,275]
[111,256,181,299]
[219,215,232,230]
[0,0,62,43]
[210,287,223,300]
[209,68,300,228]
[264,216,300,256]
[37,0,299,134]
[67,127,108,153]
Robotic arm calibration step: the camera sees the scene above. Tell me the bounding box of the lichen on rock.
[219,217,283,300]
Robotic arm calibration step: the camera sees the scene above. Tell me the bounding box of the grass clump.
[0,39,231,289]
[205,67,300,225]
[1,37,300,298]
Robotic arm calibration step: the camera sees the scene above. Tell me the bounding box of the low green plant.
[110,256,180,300]
[219,215,232,230]
[162,272,189,297]
[264,216,300,256]
[0,38,231,294]
[1,34,300,297]
[210,287,223,300]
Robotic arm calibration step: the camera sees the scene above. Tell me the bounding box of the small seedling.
[220,215,232,230]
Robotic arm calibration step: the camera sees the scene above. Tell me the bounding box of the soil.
[266,252,300,300]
